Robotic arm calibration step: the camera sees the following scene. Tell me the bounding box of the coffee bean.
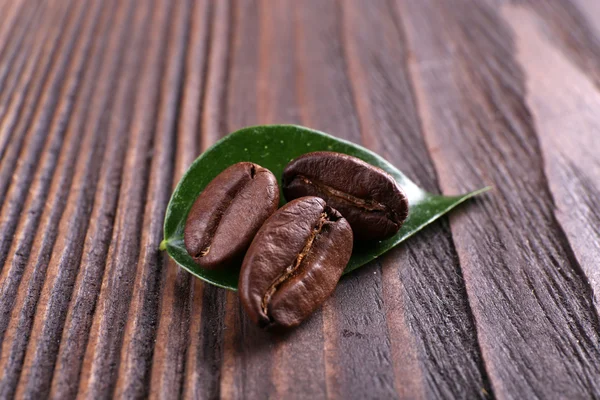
[184,162,279,270]
[282,151,409,241]
[239,196,353,330]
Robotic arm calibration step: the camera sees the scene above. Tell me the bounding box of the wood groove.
[219,1,289,397]
[295,2,398,399]
[0,0,35,73]
[0,1,43,106]
[114,0,191,397]
[10,0,136,397]
[0,4,53,162]
[200,0,231,148]
[0,3,46,127]
[0,0,118,363]
[0,0,84,205]
[47,1,154,397]
[0,0,112,397]
[193,0,236,397]
[150,0,210,397]
[0,1,72,318]
[0,0,93,347]
[76,0,174,397]
[0,0,26,57]
[179,3,231,396]
[0,0,83,264]
[257,2,329,399]
[166,4,230,399]
[2,3,113,400]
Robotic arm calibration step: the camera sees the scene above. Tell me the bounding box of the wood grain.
[341,1,491,398]
[401,0,600,398]
[506,3,600,314]
[0,0,599,399]
[150,0,208,398]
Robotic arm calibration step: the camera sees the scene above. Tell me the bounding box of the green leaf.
[163,125,489,291]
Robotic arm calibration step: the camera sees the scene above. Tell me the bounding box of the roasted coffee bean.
[184,162,279,270]
[239,196,353,330]
[282,151,409,241]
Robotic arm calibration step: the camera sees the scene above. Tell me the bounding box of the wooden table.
[1,0,600,398]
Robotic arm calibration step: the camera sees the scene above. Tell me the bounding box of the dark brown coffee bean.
[184,162,279,270]
[239,196,353,330]
[282,151,409,241]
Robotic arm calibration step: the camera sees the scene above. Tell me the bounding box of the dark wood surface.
[1,0,599,398]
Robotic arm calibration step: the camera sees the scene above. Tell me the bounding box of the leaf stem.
[159,239,167,251]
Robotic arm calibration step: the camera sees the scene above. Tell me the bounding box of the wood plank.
[75,2,173,397]
[259,2,329,399]
[0,0,73,340]
[182,0,231,398]
[46,2,151,397]
[114,0,191,397]
[505,2,600,320]
[14,0,124,395]
[574,0,600,33]
[0,0,42,112]
[149,1,208,398]
[76,1,174,397]
[295,1,398,399]
[399,0,600,397]
[0,3,47,160]
[0,0,26,57]
[219,1,279,398]
[0,0,599,397]
[0,0,79,264]
[0,0,108,397]
[524,0,600,87]
[222,1,330,399]
[340,0,492,398]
